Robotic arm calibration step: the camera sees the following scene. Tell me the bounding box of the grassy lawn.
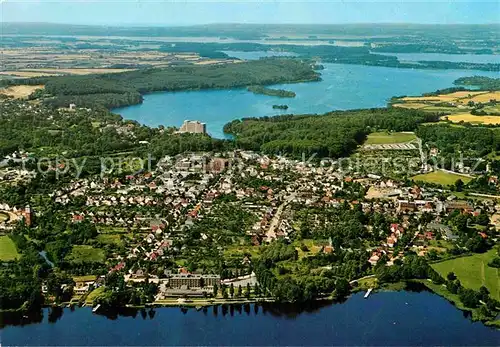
[293,239,322,259]
[0,235,19,261]
[85,286,106,304]
[412,170,472,186]
[365,132,416,144]
[97,226,129,234]
[223,245,260,258]
[66,245,105,263]
[431,249,499,300]
[97,234,124,246]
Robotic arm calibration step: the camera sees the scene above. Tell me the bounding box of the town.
[1,132,499,323]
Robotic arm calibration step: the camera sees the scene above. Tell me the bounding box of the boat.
[92,304,101,313]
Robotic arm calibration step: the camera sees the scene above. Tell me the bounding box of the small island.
[272,104,289,110]
[247,85,296,98]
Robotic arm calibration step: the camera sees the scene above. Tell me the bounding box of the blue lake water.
[113,63,499,138]
[376,52,500,64]
[2,291,498,346]
[222,50,297,60]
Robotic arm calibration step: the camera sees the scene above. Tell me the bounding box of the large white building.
[179,120,206,134]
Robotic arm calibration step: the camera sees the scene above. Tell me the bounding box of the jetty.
[364,288,373,299]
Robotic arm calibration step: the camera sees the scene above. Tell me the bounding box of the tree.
[221,285,228,299]
[475,213,490,226]
[245,283,251,299]
[446,272,456,281]
[332,278,350,300]
[455,179,464,192]
[254,283,261,297]
[426,249,439,260]
[237,285,243,298]
[213,283,218,298]
[479,286,490,301]
[229,283,234,298]
[458,288,480,308]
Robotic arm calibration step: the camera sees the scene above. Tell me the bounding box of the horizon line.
[2,21,499,27]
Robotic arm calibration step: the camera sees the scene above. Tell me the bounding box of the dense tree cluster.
[0,231,50,310]
[225,108,438,158]
[417,123,500,168]
[454,76,500,90]
[8,59,319,109]
[247,85,296,98]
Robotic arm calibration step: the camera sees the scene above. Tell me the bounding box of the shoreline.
[3,281,498,329]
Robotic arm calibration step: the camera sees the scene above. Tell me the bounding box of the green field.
[97,226,129,234]
[66,245,105,263]
[85,286,106,304]
[365,132,416,144]
[431,249,500,300]
[97,234,124,246]
[412,170,472,186]
[0,235,19,261]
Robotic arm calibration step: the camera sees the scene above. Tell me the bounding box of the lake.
[375,52,500,64]
[222,50,297,60]
[1,291,499,346]
[113,63,499,138]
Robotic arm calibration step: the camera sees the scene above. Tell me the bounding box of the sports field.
[412,170,472,186]
[365,132,416,144]
[431,249,499,300]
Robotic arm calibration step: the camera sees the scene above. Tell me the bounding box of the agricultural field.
[0,235,20,261]
[431,249,500,301]
[0,85,44,99]
[392,103,429,109]
[65,245,106,263]
[461,91,500,104]
[0,71,56,78]
[412,170,472,186]
[364,132,416,144]
[1,45,232,74]
[444,113,500,125]
[393,91,500,120]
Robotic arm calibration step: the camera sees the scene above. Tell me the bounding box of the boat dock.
[364,288,373,299]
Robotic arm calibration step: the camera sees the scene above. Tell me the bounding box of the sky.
[0,0,499,26]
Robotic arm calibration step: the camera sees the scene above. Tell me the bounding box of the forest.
[416,123,500,169]
[247,85,296,98]
[454,76,500,90]
[3,59,319,109]
[224,108,439,158]
[158,42,499,71]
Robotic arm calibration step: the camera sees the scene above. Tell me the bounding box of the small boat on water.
[92,304,101,313]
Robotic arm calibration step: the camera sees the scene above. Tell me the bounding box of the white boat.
[92,304,101,313]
